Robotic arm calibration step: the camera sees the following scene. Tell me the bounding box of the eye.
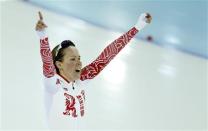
[70,58,75,61]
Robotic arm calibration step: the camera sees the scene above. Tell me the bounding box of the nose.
[77,60,82,66]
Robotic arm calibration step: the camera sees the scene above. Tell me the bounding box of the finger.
[145,13,152,23]
[37,20,42,24]
[38,11,43,20]
[36,25,46,31]
[42,23,48,28]
[40,21,47,27]
[37,22,47,29]
[147,17,152,23]
[145,13,151,19]
[37,20,46,26]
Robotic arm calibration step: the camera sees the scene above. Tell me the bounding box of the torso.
[43,74,89,129]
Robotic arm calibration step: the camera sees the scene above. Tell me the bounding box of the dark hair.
[52,40,75,74]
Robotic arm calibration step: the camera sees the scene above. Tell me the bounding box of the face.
[56,47,82,81]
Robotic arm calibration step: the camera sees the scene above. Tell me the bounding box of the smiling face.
[55,47,82,81]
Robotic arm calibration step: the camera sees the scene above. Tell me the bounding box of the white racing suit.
[38,27,139,130]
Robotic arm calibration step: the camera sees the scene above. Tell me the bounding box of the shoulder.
[43,74,60,94]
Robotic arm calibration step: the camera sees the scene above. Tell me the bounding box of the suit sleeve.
[80,27,138,81]
[38,31,56,78]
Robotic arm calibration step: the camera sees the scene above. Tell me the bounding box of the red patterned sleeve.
[40,37,56,78]
[80,27,138,81]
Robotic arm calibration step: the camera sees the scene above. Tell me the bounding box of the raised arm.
[36,11,55,78]
[80,13,152,81]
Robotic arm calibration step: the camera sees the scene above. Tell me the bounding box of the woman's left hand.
[135,13,152,30]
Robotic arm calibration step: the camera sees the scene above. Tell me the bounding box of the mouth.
[75,69,81,73]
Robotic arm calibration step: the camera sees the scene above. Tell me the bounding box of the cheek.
[64,61,76,71]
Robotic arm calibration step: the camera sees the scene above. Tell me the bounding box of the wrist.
[135,20,148,30]
[36,29,47,39]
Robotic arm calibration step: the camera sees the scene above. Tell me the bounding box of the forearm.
[97,27,138,63]
[38,31,55,78]
[80,27,138,80]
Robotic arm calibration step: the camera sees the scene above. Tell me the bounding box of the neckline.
[57,73,70,83]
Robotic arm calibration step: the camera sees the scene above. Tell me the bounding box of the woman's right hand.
[35,11,47,31]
